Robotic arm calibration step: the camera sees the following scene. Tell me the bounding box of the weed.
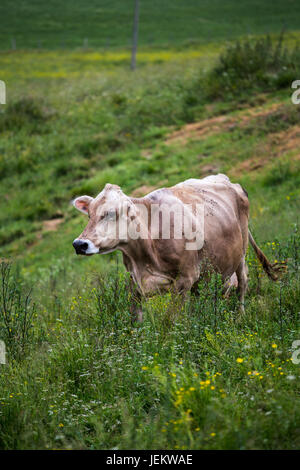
[0,262,36,360]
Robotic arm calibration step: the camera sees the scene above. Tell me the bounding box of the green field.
[0,2,300,451]
[1,0,300,49]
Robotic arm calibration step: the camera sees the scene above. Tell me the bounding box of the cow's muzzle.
[73,239,89,255]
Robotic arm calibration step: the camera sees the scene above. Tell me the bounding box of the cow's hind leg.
[130,296,143,323]
[129,279,143,323]
[236,256,248,314]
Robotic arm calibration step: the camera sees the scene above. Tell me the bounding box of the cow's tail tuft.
[248,230,287,281]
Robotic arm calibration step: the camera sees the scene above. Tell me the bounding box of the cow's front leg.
[129,280,143,323]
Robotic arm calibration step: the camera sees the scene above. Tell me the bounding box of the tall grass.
[0,230,299,449]
[0,262,36,360]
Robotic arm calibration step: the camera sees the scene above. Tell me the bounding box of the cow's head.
[72,184,137,256]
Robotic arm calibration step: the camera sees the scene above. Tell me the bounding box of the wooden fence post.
[131,0,140,70]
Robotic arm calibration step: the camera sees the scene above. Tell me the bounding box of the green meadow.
[1,0,300,49]
[0,1,300,450]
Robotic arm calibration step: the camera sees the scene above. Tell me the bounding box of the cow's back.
[173,174,249,277]
[173,174,249,222]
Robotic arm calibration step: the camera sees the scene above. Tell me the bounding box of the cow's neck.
[121,233,159,276]
[119,198,170,292]
[120,236,174,295]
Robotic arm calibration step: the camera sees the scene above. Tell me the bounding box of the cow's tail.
[248,230,286,281]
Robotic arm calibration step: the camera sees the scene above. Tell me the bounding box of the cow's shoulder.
[146,187,180,205]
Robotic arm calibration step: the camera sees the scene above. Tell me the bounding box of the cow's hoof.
[131,309,143,324]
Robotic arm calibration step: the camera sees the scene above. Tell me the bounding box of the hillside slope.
[0,37,299,450]
[1,39,300,276]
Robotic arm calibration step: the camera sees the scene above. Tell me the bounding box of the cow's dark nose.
[73,239,88,254]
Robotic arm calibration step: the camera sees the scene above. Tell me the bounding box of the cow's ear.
[73,196,93,215]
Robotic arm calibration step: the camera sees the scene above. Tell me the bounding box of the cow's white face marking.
[72,238,99,254]
[85,239,98,254]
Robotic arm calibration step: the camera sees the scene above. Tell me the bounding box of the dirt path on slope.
[165,102,284,146]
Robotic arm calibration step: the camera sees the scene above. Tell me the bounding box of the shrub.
[186,35,300,107]
[262,160,298,187]
[0,97,54,133]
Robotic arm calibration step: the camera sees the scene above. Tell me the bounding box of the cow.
[72,174,283,321]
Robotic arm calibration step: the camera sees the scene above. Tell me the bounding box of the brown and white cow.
[72,174,282,320]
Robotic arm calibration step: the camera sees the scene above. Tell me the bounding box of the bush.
[262,160,299,187]
[0,97,54,133]
[186,35,300,107]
